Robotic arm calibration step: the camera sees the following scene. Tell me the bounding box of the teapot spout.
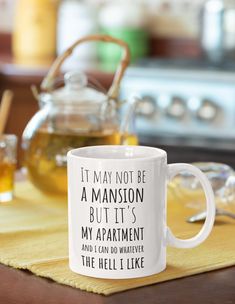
[120,96,140,144]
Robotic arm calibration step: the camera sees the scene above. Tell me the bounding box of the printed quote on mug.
[79,167,147,271]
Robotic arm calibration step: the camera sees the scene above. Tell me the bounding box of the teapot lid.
[42,71,108,105]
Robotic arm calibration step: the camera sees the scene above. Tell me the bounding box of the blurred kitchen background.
[1,0,235,167]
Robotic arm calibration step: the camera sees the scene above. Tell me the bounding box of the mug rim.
[67,145,167,161]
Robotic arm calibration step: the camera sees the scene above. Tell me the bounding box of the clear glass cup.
[168,162,235,209]
[0,135,18,202]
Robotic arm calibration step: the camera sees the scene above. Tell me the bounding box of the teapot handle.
[41,34,130,101]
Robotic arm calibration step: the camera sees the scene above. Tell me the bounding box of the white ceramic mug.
[67,145,215,279]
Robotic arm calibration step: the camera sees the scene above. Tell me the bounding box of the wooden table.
[0,263,234,303]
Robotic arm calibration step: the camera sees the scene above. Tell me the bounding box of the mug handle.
[166,163,215,249]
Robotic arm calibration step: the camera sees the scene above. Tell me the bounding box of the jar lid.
[41,71,107,106]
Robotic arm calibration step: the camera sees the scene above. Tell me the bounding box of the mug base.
[69,262,166,280]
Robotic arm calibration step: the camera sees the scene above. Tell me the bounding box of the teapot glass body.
[22,34,137,195]
[22,75,137,195]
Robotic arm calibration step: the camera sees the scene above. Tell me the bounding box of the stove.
[120,58,235,151]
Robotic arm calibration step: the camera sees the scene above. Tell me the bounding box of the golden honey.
[24,130,138,195]
[0,162,15,194]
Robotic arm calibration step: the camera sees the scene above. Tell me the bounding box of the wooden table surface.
[0,263,234,304]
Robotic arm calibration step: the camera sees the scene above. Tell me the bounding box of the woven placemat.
[0,181,234,295]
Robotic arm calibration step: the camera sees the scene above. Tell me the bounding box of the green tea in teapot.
[24,129,138,195]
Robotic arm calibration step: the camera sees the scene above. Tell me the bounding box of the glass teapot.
[22,35,138,195]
